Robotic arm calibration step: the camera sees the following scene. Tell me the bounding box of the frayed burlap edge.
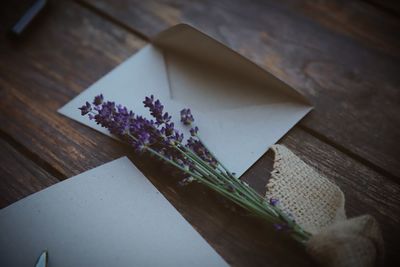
[265,144,384,267]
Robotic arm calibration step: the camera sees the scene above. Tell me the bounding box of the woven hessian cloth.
[265,145,384,267]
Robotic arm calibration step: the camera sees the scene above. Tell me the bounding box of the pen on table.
[35,250,48,267]
[10,0,47,36]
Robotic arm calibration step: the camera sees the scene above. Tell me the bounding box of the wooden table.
[1,0,399,266]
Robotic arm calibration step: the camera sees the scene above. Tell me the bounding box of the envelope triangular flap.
[153,24,310,111]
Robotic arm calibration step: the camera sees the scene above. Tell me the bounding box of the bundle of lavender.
[79,94,311,244]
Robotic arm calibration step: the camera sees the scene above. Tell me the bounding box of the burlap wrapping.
[265,145,384,267]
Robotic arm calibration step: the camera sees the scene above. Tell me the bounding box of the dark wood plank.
[0,0,146,177]
[83,0,400,58]
[364,0,400,16]
[0,137,58,208]
[82,0,400,179]
[284,0,400,58]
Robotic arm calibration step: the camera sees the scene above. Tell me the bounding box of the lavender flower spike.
[93,94,104,106]
[269,198,279,206]
[79,102,92,115]
[180,108,194,125]
[143,95,172,125]
[190,126,199,136]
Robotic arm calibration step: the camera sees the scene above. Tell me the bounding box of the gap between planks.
[0,129,66,181]
[75,0,150,41]
[299,125,399,182]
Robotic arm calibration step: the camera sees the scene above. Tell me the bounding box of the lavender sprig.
[80,95,311,244]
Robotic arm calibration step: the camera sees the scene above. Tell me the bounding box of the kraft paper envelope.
[0,157,228,267]
[59,24,312,177]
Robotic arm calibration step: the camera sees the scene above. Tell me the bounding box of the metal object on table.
[11,0,47,36]
[35,250,48,267]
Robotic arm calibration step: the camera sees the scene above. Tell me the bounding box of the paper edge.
[0,157,130,211]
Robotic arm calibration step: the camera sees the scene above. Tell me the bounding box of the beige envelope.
[59,24,312,177]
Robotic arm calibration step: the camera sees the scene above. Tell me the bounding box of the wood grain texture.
[0,0,399,265]
[83,0,400,179]
[0,137,58,208]
[284,0,400,58]
[364,0,400,16]
[0,0,146,178]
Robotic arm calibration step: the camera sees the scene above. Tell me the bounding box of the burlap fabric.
[265,145,384,267]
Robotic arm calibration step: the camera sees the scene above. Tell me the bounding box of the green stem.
[178,143,310,242]
[145,145,277,221]
[124,133,310,242]
[177,145,263,204]
[196,135,234,177]
[186,138,268,206]
[178,144,279,216]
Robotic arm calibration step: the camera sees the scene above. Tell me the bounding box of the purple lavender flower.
[143,95,172,125]
[269,198,279,206]
[138,131,151,145]
[180,108,194,125]
[174,132,184,143]
[186,137,217,168]
[93,94,104,106]
[143,95,154,108]
[161,122,175,137]
[162,112,171,123]
[83,95,217,171]
[85,95,193,167]
[79,102,92,115]
[79,94,311,244]
[190,126,199,136]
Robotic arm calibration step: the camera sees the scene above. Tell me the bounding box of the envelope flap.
[153,24,309,105]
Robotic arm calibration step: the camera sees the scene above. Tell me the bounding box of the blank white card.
[0,157,228,267]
